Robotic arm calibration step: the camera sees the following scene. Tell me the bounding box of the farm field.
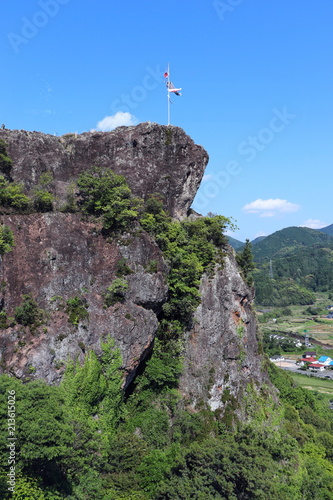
[257,292,333,347]
[290,372,333,395]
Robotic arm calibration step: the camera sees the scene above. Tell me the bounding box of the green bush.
[0,139,12,176]
[14,295,43,327]
[0,312,7,329]
[66,296,89,325]
[77,166,142,232]
[0,178,31,212]
[115,257,134,277]
[103,279,128,307]
[0,224,14,254]
[32,189,54,212]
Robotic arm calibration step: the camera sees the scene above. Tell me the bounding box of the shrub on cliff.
[77,167,142,232]
[103,279,128,307]
[32,189,54,212]
[14,295,43,327]
[66,296,89,325]
[0,224,14,255]
[0,139,12,177]
[0,176,31,213]
[140,200,235,326]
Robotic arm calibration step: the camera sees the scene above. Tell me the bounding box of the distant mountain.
[227,236,244,250]
[318,223,333,237]
[251,235,267,246]
[251,226,333,261]
[228,235,267,250]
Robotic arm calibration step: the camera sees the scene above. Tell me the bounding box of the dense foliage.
[0,176,31,213]
[14,295,44,327]
[236,238,255,286]
[77,166,142,232]
[2,349,333,498]
[3,166,333,497]
[251,226,333,262]
[0,140,12,177]
[257,245,333,293]
[0,224,14,255]
[254,273,316,306]
[246,226,333,305]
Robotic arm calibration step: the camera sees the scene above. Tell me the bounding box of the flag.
[166,81,182,96]
[164,71,169,78]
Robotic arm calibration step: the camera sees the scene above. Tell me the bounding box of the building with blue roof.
[318,356,332,365]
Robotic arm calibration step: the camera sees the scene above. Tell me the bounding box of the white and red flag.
[166,81,182,96]
[164,64,181,125]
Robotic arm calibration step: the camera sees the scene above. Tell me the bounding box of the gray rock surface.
[179,255,268,413]
[0,123,267,414]
[0,122,208,218]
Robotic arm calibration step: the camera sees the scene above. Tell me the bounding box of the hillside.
[251,235,267,245]
[247,226,333,306]
[252,225,333,261]
[319,223,333,237]
[1,126,333,498]
[227,235,244,250]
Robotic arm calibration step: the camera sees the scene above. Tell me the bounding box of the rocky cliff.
[0,122,208,219]
[0,123,267,413]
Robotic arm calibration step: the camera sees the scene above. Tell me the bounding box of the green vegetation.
[0,139,12,177]
[0,224,14,255]
[2,351,333,498]
[252,226,333,262]
[66,296,89,325]
[32,189,54,212]
[0,176,31,213]
[290,373,333,395]
[141,200,234,326]
[77,166,142,232]
[254,274,316,306]
[103,278,128,307]
[240,226,333,307]
[14,295,43,327]
[236,238,255,285]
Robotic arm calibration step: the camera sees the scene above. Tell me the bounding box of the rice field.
[290,372,333,395]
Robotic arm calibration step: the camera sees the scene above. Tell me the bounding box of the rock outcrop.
[0,122,208,219]
[0,123,267,413]
[0,213,168,385]
[180,255,266,414]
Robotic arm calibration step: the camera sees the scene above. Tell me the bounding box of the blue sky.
[1,0,332,241]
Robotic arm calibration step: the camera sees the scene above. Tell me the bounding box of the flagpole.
[167,62,170,125]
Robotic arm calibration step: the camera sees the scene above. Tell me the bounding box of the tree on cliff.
[77,166,142,232]
[236,239,255,286]
[0,224,14,255]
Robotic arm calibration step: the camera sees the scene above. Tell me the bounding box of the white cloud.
[242,198,301,217]
[300,219,329,229]
[202,174,213,181]
[95,112,137,132]
[253,231,268,239]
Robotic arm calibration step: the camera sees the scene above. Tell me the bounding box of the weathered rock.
[0,213,167,385]
[179,253,268,414]
[0,123,209,218]
[0,123,268,416]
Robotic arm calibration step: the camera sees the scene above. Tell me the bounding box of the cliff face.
[0,123,267,412]
[180,256,266,414]
[0,213,167,385]
[0,123,208,219]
